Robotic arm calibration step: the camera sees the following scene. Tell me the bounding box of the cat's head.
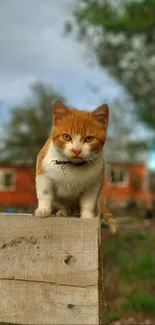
[51,101,109,163]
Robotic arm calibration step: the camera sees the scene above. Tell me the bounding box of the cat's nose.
[72,147,82,155]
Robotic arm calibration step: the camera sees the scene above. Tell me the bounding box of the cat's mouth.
[66,157,96,166]
[63,151,86,163]
[53,160,89,167]
[50,155,95,167]
[68,156,84,162]
[58,148,96,164]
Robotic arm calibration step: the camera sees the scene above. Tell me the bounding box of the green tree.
[1,82,66,164]
[65,0,155,131]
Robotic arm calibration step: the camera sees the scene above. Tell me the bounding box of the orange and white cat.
[35,101,116,233]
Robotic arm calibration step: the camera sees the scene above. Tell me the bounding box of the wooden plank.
[0,279,98,325]
[0,214,99,286]
[0,214,102,325]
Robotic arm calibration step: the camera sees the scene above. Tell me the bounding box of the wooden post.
[0,213,105,325]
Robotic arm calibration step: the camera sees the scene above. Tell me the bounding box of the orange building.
[0,161,152,210]
[0,164,37,210]
[103,162,148,208]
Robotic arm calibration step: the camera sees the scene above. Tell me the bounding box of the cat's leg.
[35,174,53,218]
[80,185,99,219]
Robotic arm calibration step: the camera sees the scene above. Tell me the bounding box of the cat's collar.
[53,160,89,167]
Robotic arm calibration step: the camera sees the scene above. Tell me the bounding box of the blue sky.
[0,0,123,124]
[148,152,155,170]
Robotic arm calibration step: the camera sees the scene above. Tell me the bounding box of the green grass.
[103,228,155,320]
[133,252,155,280]
[124,231,147,241]
[121,291,155,315]
[105,312,120,324]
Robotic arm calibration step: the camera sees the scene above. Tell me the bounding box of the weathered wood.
[0,213,103,325]
[0,280,98,325]
[0,214,98,286]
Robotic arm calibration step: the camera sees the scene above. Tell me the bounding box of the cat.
[35,100,116,233]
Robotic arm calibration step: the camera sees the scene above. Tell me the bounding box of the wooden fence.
[0,213,104,324]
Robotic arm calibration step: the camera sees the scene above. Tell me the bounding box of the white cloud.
[0,0,122,114]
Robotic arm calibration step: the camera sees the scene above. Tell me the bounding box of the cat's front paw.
[35,207,51,218]
[56,209,71,218]
[80,210,94,219]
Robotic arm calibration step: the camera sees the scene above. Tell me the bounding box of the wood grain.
[0,279,98,325]
[0,214,101,325]
[0,214,98,286]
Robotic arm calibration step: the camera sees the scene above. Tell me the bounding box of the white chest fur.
[42,143,104,200]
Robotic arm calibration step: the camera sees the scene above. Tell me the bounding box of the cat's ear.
[92,104,109,129]
[52,101,69,126]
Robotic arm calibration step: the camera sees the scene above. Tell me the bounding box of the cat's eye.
[84,136,94,143]
[63,134,72,141]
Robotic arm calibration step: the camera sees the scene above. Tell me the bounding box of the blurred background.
[0,0,155,324]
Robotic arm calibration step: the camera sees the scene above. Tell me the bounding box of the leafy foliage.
[1,82,66,164]
[65,0,155,130]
